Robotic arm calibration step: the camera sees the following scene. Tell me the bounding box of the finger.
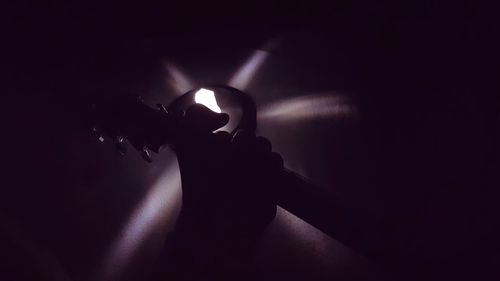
[232,129,255,146]
[255,136,272,153]
[185,104,229,132]
[270,152,284,170]
[214,131,231,145]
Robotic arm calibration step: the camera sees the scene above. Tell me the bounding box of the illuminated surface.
[94,160,182,281]
[194,88,222,113]
[257,207,376,280]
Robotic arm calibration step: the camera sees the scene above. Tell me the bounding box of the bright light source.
[194,88,222,113]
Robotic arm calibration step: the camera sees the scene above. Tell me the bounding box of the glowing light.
[194,88,222,113]
[228,50,269,90]
[165,62,193,95]
[94,159,182,281]
[258,93,356,121]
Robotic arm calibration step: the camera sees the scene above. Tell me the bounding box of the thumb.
[184,104,229,132]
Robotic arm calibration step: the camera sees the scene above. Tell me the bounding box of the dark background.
[1,1,498,281]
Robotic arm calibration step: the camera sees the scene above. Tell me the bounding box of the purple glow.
[94,161,182,281]
[228,50,269,90]
[258,93,356,121]
[165,62,193,95]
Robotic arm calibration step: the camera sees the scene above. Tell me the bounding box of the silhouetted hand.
[170,104,282,279]
[175,104,281,236]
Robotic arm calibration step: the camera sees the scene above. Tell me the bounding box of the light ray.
[228,50,269,90]
[258,93,357,122]
[94,160,182,281]
[165,62,193,95]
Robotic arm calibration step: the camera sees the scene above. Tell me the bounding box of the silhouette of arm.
[160,104,281,280]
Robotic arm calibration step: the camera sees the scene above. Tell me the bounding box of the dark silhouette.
[92,95,380,280]
[153,104,281,280]
[3,2,497,281]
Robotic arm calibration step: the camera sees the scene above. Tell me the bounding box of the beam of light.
[194,88,222,113]
[165,62,193,95]
[228,50,269,90]
[94,160,182,281]
[257,93,357,122]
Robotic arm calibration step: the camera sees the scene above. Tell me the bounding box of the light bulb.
[194,88,222,113]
